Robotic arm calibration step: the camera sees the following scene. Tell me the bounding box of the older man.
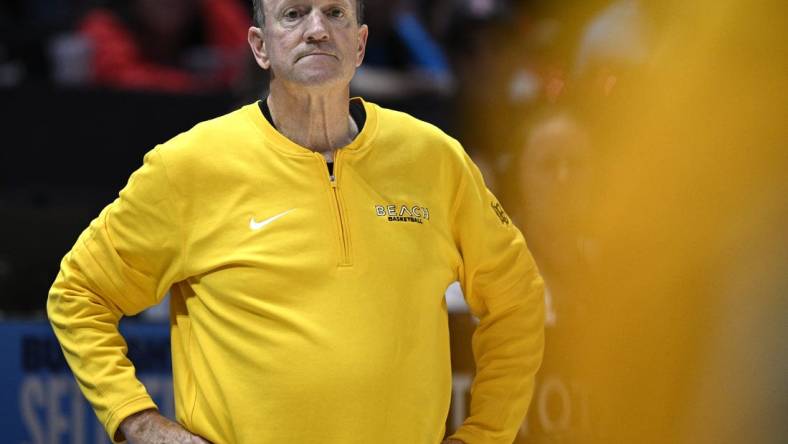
[47,1,544,443]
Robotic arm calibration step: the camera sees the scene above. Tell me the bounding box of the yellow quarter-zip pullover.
[47,99,545,444]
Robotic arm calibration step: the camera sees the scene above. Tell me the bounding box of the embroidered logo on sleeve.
[374,204,430,224]
[491,200,510,225]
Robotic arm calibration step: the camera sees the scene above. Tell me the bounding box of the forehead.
[264,0,355,12]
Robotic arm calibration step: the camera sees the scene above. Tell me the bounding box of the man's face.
[251,0,368,88]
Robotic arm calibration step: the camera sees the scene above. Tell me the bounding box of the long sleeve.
[448,151,546,444]
[47,147,185,442]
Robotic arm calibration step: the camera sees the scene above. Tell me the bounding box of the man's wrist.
[117,408,158,441]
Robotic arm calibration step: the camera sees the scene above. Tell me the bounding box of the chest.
[182,157,459,280]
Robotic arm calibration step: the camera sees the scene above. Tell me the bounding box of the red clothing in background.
[79,0,249,93]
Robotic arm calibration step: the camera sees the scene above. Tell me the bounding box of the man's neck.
[267,81,358,155]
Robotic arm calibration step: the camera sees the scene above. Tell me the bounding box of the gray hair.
[252,0,365,27]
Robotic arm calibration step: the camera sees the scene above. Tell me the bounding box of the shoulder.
[151,103,261,188]
[368,102,469,167]
[364,101,477,201]
[373,104,454,143]
[170,104,255,145]
[156,104,257,160]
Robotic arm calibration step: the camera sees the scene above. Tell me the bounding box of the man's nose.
[304,11,329,42]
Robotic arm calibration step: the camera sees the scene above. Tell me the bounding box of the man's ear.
[248,26,271,70]
[355,24,369,67]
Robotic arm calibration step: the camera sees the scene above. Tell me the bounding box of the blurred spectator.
[77,0,249,93]
[452,9,570,213]
[351,0,454,100]
[519,110,594,281]
[0,0,86,86]
[571,0,680,102]
[574,0,649,77]
[514,109,600,344]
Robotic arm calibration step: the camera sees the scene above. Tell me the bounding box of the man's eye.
[284,9,300,20]
[328,8,344,18]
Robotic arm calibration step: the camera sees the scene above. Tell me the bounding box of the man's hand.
[118,409,211,444]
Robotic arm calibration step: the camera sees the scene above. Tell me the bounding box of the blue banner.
[0,321,173,444]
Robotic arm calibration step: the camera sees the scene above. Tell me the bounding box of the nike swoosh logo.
[249,209,294,231]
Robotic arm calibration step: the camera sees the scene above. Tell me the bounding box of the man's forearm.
[119,409,211,444]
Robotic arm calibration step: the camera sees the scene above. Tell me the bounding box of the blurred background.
[1,0,786,443]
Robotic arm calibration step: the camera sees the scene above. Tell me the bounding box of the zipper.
[319,150,351,266]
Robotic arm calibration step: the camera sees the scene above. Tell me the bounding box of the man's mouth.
[297,52,336,61]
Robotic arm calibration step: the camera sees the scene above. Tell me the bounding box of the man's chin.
[290,70,347,88]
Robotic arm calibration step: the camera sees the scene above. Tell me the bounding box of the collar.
[244,97,379,158]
